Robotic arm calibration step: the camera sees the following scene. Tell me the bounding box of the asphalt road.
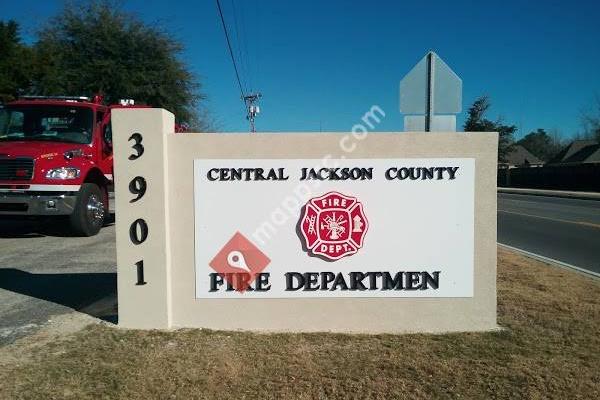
[1,193,598,344]
[0,218,117,345]
[498,193,600,274]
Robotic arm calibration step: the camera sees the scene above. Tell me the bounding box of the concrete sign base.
[112,108,498,333]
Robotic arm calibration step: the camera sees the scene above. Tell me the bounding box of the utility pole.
[243,93,262,133]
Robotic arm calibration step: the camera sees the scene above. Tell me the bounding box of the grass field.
[1,247,599,399]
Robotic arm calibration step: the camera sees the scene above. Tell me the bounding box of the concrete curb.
[498,243,600,279]
[498,187,600,201]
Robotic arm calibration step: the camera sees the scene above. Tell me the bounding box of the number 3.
[128,133,144,160]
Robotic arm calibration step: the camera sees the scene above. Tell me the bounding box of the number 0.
[129,218,148,245]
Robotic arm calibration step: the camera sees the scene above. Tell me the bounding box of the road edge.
[498,243,599,279]
[498,188,600,201]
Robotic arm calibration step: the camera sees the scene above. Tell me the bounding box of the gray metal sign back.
[400,52,462,131]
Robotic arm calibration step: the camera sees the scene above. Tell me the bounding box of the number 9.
[129,176,147,203]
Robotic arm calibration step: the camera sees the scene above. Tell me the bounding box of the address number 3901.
[127,132,148,285]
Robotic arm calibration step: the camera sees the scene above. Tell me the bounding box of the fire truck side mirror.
[103,123,113,150]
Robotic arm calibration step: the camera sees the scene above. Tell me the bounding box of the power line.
[215,0,262,132]
[238,0,251,91]
[230,0,246,94]
[215,0,245,99]
[254,0,261,91]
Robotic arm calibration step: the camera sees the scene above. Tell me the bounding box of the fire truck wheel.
[70,183,106,236]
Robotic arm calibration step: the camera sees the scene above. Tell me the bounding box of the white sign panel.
[194,159,474,298]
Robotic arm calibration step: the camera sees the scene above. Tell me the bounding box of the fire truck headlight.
[46,167,80,180]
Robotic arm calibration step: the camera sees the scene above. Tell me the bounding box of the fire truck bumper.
[0,192,77,216]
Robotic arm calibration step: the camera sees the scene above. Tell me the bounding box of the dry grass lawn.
[1,247,599,399]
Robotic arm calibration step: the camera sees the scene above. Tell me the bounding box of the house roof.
[549,140,600,164]
[505,145,543,166]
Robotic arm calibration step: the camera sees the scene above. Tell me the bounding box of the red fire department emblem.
[299,191,368,261]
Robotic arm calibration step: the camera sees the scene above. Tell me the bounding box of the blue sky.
[4,0,600,137]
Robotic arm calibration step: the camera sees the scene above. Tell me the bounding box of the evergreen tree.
[0,20,33,102]
[463,96,517,162]
[516,128,564,161]
[31,1,208,128]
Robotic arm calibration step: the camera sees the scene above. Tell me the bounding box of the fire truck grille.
[0,158,35,180]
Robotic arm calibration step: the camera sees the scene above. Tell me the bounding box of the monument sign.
[113,108,498,333]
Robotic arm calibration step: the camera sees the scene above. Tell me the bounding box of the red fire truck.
[0,95,138,236]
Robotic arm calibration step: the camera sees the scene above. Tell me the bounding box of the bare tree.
[580,94,600,141]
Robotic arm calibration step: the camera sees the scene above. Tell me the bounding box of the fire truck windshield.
[0,105,94,144]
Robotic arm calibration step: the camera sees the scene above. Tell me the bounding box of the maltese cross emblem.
[299,191,368,261]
